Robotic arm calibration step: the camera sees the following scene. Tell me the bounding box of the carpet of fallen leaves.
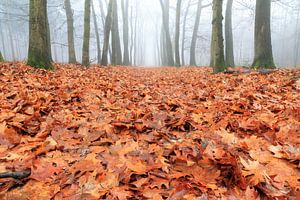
[0,62,299,200]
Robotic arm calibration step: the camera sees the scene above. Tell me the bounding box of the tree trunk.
[225,0,235,67]
[28,0,53,69]
[46,8,52,62]
[0,51,4,62]
[82,0,91,66]
[111,0,122,65]
[64,0,77,63]
[190,0,203,66]
[121,0,130,65]
[181,0,192,66]
[210,0,226,73]
[159,0,174,66]
[252,0,275,69]
[175,0,182,67]
[294,2,300,67]
[92,0,101,64]
[101,0,113,66]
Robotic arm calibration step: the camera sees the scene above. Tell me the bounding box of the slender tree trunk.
[225,0,235,67]
[111,0,122,65]
[46,8,52,62]
[122,0,130,65]
[92,0,101,64]
[28,0,52,69]
[64,0,77,63]
[82,0,91,66]
[210,0,226,73]
[175,0,182,67]
[101,0,113,66]
[130,4,134,64]
[252,0,275,69]
[159,0,174,66]
[6,0,15,61]
[181,0,192,66]
[190,0,203,66]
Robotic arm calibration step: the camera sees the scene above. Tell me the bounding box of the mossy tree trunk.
[0,51,4,62]
[175,0,182,67]
[210,0,226,73]
[64,0,77,64]
[252,0,275,69]
[82,0,91,66]
[159,0,174,66]
[27,0,53,70]
[225,0,235,67]
[111,0,122,65]
[101,0,113,66]
[121,0,130,65]
[91,0,101,64]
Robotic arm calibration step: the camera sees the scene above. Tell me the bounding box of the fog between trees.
[0,0,300,69]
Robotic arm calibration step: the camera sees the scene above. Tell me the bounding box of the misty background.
[0,0,299,67]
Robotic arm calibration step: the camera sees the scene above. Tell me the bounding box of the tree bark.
[159,0,174,66]
[82,0,91,66]
[252,0,275,69]
[121,0,130,65]
[210,0,226,73]
[175,0,182,67]
[92,0,101,64]
[101,0,113,66]
[64,0,77,63]
[0,51,4,62]
[190,0,203,66]
[225,0,235,67]
[27,0,53,69]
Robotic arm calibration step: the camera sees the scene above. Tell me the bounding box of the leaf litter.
[0,62,299,199]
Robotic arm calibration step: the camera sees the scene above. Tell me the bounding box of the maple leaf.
[240,157,270,186]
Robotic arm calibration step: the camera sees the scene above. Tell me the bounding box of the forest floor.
[0,62,299,199]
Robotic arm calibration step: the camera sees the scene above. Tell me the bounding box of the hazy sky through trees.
[0,0,299,67]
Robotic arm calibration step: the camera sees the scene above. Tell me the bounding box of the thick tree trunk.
[92,0,101,64]
[175,0,182,67]
[190,0,203,66]
[225,0,235,67]
[210,0,226,73]
[159,0,174,66]
[101,0,113,66]
[82,0,91,66]
[252,0,275,69]
[0,51,4,62]
[181,0,192,66]
[27,0,52,69]
[64,0,77,63]
[122,0,130,65]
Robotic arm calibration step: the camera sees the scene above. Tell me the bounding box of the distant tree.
[111,0,122,65]
[121,0,130,65]
[190,0,203,66]
[101,0,113,66]
[175,0,182,67]
[159,0,174,66]
[252,0,275,69]
[27,0,53,69]
[181,0,192,66]
[91,0,101,64]
[82,0,91,66]
[225,0,235,67]
[210,0,226,73]
[64,0,77,64]
[190,0,211,66]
